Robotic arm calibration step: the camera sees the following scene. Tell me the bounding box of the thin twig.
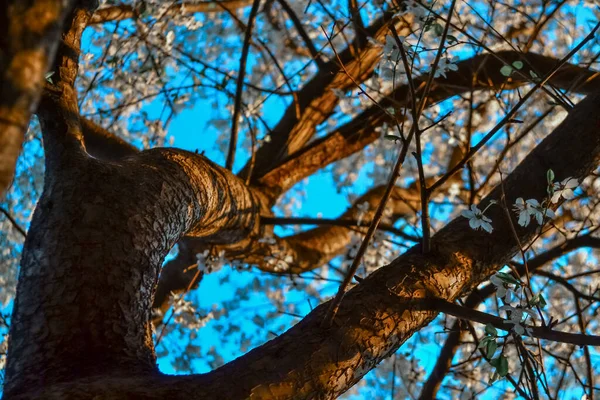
[0,207,26,238]
[226,0,261,170]
[277,0,326,68]
[322,125,416,326]
[428,20,600,194]
[260,216,420,242]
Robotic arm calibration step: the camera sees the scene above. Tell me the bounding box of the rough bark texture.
[4,2,600,398]
[5,87,600,399]
[89,0,255,24]
[4,148,265,398]
[0,0,79,196]
[258,51,600,197]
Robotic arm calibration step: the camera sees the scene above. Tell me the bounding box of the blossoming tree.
[0,0,599,398]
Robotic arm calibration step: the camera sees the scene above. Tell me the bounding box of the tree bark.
[5,83,600,399]
[0,0,81,196]
[258,51,600,197]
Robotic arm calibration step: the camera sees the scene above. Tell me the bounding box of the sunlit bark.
[0,0,79,196]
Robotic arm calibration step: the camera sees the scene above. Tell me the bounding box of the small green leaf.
[495,272,521,286]
[512,61,524,70]
[500,65,513,76]
[384,134,402,143]
[433,23,444,36]
[447,34,458,44]
[45,71,54,84]
[530,70,540,81]
[478,336,493,349]
[529,293,547,308]
[485,340,498,359]
[496,355,509,377]
[485,323,498,336]
[547,169,555,183]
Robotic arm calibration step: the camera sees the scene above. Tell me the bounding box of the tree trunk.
[5,81,600,397]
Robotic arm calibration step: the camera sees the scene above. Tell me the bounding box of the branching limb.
[89,1,254,24]
[238,14,414,183]
[258,51,600,198]
[37,90,600,399]
[79,116,139,160]
[419,233,600,399]
[37,3,100,175]
[0,0,80,196]
[153,181,424,311]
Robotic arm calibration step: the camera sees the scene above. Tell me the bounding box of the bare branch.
[226,0,261,171]
[89,1,254,24]
[259,51,600,197]
[0,0,79,196]
[238,14,415,184]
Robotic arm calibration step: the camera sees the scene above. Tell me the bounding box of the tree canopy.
[0,0,599,399]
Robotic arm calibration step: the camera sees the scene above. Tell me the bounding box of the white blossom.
[490,274,511,300]
[551,177,578,203]
[434,56,459,78]
[395,0,428,20]
[461,204,493,233]
[499,305,535,336]
[513,198,555,227]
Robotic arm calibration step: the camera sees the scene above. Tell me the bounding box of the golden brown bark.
[0,0,81,196]
[5,80,600,400]
[89,1,255,24]
[259,51,600,197]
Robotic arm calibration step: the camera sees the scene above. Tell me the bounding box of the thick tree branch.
[238,14,414,184]
[14,90,600,399]
[4,145,268,396]
[154,145,462,309]
[259,51,600,197]
[37,4,96,174]
[79,116,139,160]
[88,1,254,24]
[180,91,600,399]
[419,234,600,400]
[0,0,79,196]
[153,181,424,310]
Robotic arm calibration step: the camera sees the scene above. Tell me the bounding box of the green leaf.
[485,323,498,336]
[495,272,521,286]
[500,65,513,76]
[447,34,458,44]
[485,339,498,359]
[496,355,509,377]
[478,336,493,348]
[529,293,547,308]
[530,70,540,81]
[384,135,402,143]
[433,23,444,36]
[512,61,524,70]
[45,71,54,84]
[547,169,555,183]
